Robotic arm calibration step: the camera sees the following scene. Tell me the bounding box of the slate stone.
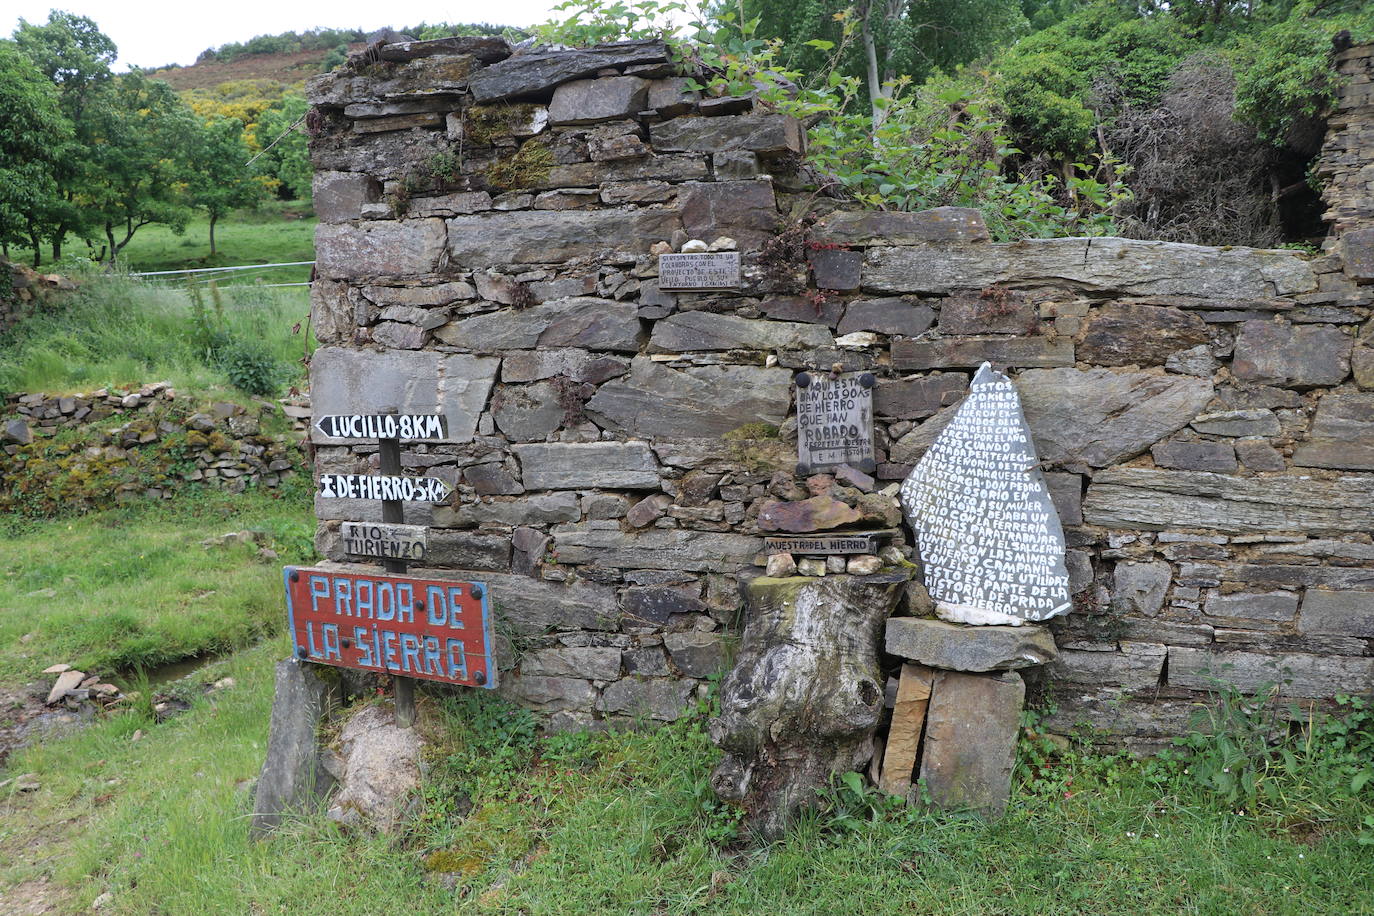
[1014,368,1214,468]
[622,585,707,625]
[677,180,778,247]
[1046,642,1167,689]
[513,442,660,489]
[361,282,476,307]
[445,209,682,266]
[646,77,699,115]
[874,373,966,419]
[863,238,1316,297]
[759,295,844,327]
[436,492,580,528]
[344,97,460,118]
[1078,304,1210,366]
[650,113,804,156]
[403,191,494,217]
[353,111,445,133]
[548,76,649,125]
[436,298,642,353]
[885,618,1056,671]
[1298,589,1374,637]
[937,291,1037,335]
[625,493,672,528]
[1235,439,1286,472]
[315,219,447,279]
[757,496,863,532]
[1204,591,1299,625]
[492,381,565,441]
[552,524,761,572]
[523,647,622,680]
[309,347,498,445]
[599,677,696,721]
[1112,561,1171,616]
[481,572,619,632]
[812,207,989,245]
[1166,647,1374,698]
[891,337,1074,370]
[545,154,708,187]
[917,670,1024,817]
[370,321,426,349]
[1191,409,1281,437]
[1151,440,1238,473]
[624,646,671,675]
[586,358,793,438]
[3,418,32,445]
[648,311,832,352]
[1083,466,1374,535]
[464,463,524,496]
[377,36,512,63]
[1293,391,1374,470]
[1352,347,1374,390]
[313,171,379,222]
[1232,320,1352,388]
[1045,472,1083,526]
[838,299,935,337]
[250,660,338,838]
[310,126,450,179]
[664,631,727,677]
[1166,344,1220,377]
[500,349,629,384]
[422,531,511,570]
[809,248,863,291]
[467,39,669,102]
[499,674,597,712]
[1341,227,1374,280]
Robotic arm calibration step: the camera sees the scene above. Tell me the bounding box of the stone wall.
[307,38,1374,743]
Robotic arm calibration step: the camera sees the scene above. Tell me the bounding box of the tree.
[187,117,267,255]
[0,42,72,265]
[82,70,199,262]
[744,0,1027,124]
[252,95,312,200]
[12,11,117,260]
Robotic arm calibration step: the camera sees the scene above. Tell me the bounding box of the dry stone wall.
[307,38,1374,744]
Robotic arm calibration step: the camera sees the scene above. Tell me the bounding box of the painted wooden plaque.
[795,371,876,474]
[340,521,427,561]
[898,362,1071,626]
[313,413,449,441]
[284,567,496,688]
[764,534,885,555]
[657,252,741,290]
[317,473,452,502]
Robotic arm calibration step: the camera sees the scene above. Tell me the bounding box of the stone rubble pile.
[2,384,304,504]
[306,36,1374,745]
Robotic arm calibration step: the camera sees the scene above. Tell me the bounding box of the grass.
[0,270,312,395]
[2,643,1371,915]
[56,203,318,286]
[0,487,313,685]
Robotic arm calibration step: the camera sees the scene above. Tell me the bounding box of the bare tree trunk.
[711,572,908,840]
[209,213,218,257]
[860,1,885,130]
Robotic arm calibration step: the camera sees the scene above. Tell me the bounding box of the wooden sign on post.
[284,567,496,689]
[317,474,452,502]
[340,521,427,562]
[314,413,449,441]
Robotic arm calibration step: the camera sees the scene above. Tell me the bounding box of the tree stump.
[709,572,907,839]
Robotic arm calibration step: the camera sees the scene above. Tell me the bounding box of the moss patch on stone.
[484,141,554,193]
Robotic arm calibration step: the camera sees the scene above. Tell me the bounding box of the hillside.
[151,44,365,91]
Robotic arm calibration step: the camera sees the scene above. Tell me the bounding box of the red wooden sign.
[283,567,496,689]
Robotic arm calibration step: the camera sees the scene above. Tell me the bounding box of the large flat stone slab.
[467,39,668,102]
[648,311,833,352]
[513,442,660,489]
[885,618,1056,671]
[1078,304,1210,366]
[435,298,641,352]
[446,209,681,266]
[891,336,1073,370]
[1084,467,1374,534]
[585,358,792,438]
[650,114,804,156]
[1232,320,1352,388]
[863,238,1316,297]
[1298,589,1374,638]
[250,660,338,838]
[1167,647,1374,698]
[552,523,761,572]
[1016,368,1214,467]
[309,347,497,445]
[917,670,1024,817]
[814,207,989,245]
[315,219,447,279]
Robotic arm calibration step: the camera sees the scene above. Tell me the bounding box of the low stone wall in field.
[305,37,1374,745]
